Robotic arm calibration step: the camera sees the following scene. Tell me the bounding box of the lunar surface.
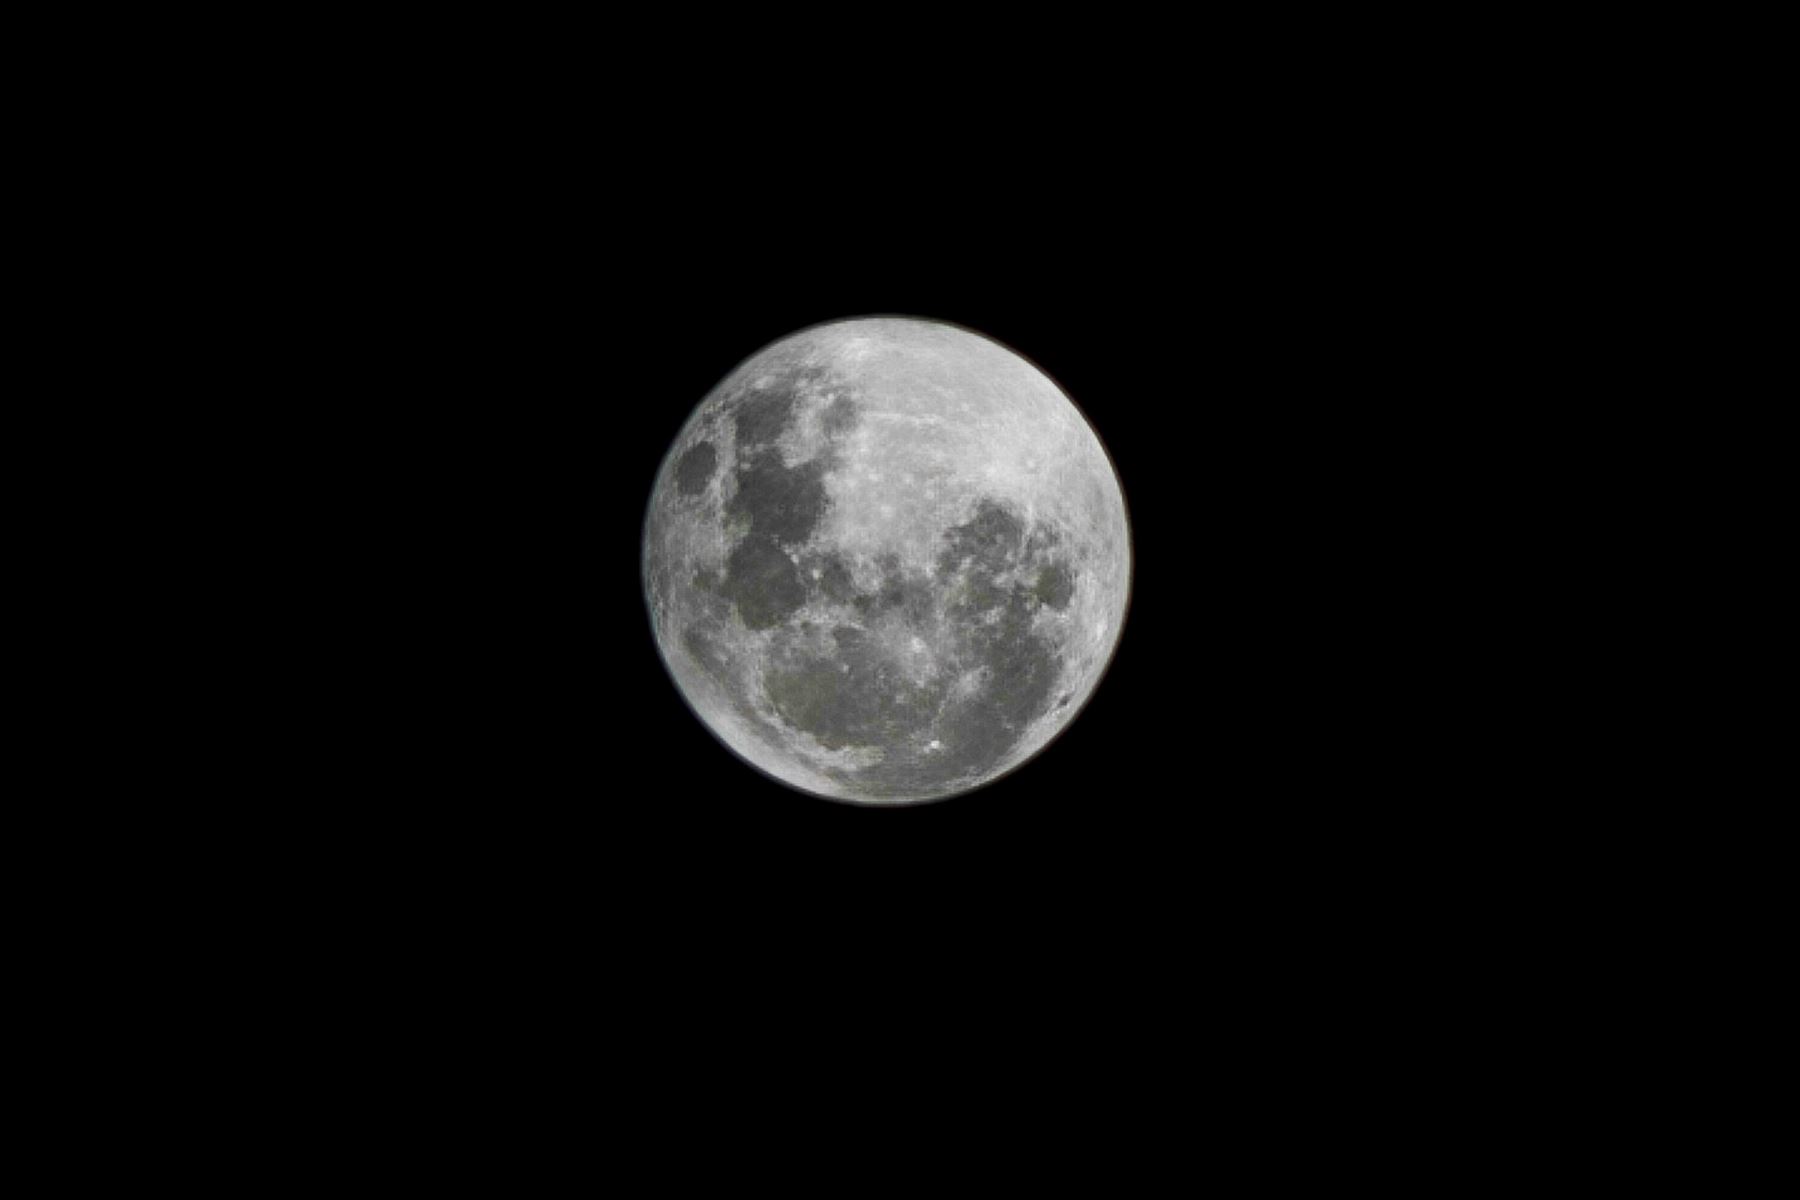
[642,317,1130,804]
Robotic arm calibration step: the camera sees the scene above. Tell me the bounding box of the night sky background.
[108,15,1630,1153]
[246,52,1563,1080]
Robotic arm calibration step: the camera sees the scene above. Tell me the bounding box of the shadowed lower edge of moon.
[640,316,1133,807]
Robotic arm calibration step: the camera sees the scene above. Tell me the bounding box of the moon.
[642,317,1130,805]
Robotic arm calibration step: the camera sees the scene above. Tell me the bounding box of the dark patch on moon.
[673,441,717,496]
[722,534,807,630]
[810,557,856,611]
[952,580,1059,738]
[1032,561,1075,610]
[712,380,840,632]
[721,373,834,550]
[727,453,830,547]
[936,497,1027,575]
[821,395,857,435]
[732,387,797,449]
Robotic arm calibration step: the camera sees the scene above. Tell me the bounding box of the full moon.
[642,317,1130,805]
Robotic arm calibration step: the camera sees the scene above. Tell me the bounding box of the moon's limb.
[643,317,1130,805]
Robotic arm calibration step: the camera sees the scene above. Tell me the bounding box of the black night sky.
[293,80,1539,1012]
